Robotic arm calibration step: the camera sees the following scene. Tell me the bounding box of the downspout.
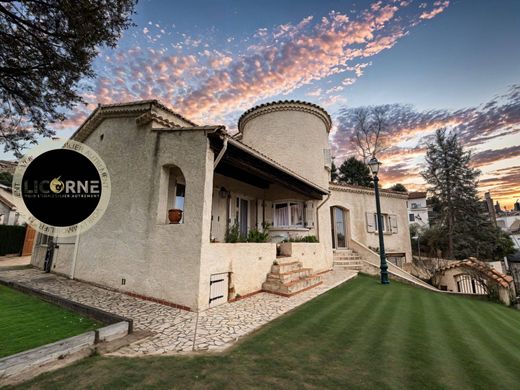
[213,137,228,169]
[70,232,80,279]
[315,191,331,242]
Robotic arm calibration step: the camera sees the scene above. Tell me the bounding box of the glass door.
[239,198,249,237]
[332,207,347,248]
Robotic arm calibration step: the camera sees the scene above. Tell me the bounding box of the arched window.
[455,274,486,294]
[158,165,186,224]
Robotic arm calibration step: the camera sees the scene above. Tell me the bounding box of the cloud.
[472,145,520,166]
[420,1,450,20]
[64,0,449,128]
[332,84,520,206]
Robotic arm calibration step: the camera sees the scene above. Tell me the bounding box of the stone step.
[333,255,362,261]
[333,260,363,265]
[333,249,354,255]
[262,273,322,296]
[271,261,302,274]
[266,268,312,283]
[275,255,301,265]
[334,264,363,270]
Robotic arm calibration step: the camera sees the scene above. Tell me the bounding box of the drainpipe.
[70,232,80,279]
[213,137,228,169]
[315,191,331,242]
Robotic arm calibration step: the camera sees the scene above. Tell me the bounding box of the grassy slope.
[12,274,520,389]
[0,285,100,358]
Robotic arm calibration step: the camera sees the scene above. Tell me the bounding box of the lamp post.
[367,156,389,285]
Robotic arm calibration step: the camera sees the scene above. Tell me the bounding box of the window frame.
[273,200,305,228]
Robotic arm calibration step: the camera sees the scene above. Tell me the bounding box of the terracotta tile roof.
[437,258,514,288]
[329,182,409,199]
[408,191,427,199]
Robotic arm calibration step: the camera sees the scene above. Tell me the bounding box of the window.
[374,213,389,233]
[158,164,186,224]
[455,274,486,294]
[366,212,398,234]
[274,201,304,227]
[409,214,415,222]
[175,183,186,223]
[36,233,52,246]
[411,202,419,209]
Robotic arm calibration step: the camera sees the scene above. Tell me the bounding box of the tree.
[337,157,373,187]
[422,128,515,260]
[0,0,137,157]
[389,183,407,192]
[0,171,12,187]
[331,158,339,182]
[350,106,390,162]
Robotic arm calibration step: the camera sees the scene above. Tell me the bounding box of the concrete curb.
[0,277,133,332]
[0,322,130,385]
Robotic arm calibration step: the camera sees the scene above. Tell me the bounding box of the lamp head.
[367,156,381,175]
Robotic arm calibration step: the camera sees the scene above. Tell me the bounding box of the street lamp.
[367,156,390,285]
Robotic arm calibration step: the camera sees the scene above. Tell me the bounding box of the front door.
[331,207,347,248]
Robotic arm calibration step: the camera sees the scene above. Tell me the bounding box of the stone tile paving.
[0,268,357,356]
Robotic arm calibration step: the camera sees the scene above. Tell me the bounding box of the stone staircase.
[262,256,322,296]
[333,249,364,271]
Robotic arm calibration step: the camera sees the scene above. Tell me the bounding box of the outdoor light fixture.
[368,156,389,285]
[219,187,229,199]
[367,156,381,175]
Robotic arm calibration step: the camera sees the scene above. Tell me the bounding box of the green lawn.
[11,274,520,389]
[0,285,100,358]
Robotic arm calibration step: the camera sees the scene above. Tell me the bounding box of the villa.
[31,100,414,311]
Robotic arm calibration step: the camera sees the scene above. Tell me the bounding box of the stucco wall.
[279,242,331,272]
[240,109,331,189]
[200,243,277,307]
[32,111,214,311]
[323,185,412,262]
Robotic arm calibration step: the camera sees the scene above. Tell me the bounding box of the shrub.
[225,223,245,243]
[0,225,26,256]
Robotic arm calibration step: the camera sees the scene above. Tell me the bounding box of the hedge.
[0,225,26,256]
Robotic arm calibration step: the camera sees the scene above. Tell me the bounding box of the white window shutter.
[390,214,398,233]
[305,201,314,227]
[366,212,375,233]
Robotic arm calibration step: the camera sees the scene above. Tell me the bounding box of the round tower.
[237,101,332,189]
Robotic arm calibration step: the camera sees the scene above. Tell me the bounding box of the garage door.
[209,273,229,308]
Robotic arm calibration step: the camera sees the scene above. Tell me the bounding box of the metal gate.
[209,273,229,307]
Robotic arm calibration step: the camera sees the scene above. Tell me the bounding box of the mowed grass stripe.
[433,294,501,388]
[0,285,100,358]
[448,296,520,385]
[13,274,520,390]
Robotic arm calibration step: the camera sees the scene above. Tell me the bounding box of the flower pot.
[168,209,183,224]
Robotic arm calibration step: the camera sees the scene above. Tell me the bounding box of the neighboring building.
[0,160,17,175]
[30,100,414,311]
[0,184,23,225]
[407,191,429,227]
[496,205,520,293]
[480,191,497,227]
[432,258,516,305]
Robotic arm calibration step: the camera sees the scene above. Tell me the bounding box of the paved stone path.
[0,255,31,268]
[0,268,357,356]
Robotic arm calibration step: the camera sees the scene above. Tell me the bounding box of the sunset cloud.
[331,84,520,207]
[57,0,450,130]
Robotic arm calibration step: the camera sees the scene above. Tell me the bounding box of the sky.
[8,0,520,208]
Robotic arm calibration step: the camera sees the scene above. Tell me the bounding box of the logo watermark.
[12,139,111,237]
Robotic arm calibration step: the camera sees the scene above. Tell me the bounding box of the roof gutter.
[315,191,331,242]
[213,136,228,169]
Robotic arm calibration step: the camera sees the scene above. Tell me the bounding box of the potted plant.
[168,208,183,224]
